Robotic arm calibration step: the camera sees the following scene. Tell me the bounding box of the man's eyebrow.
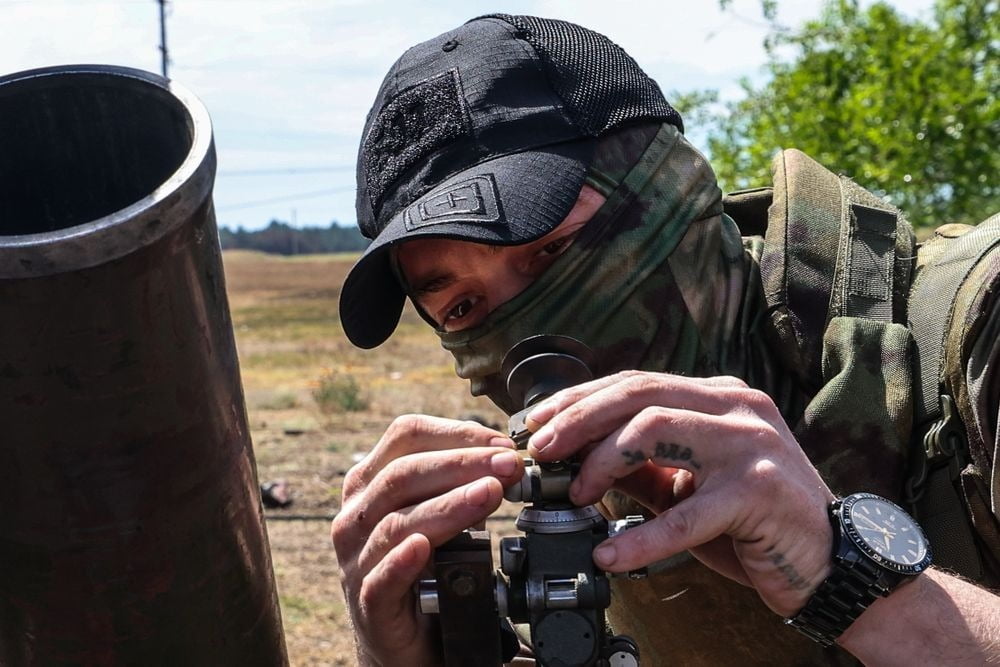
[412,273,456,296]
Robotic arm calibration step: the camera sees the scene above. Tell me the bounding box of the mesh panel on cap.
[482,14,683,135]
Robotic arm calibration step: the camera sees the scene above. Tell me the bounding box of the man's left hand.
[525,371,835,617]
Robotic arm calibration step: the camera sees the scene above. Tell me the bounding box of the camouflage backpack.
[724,149,1000,586]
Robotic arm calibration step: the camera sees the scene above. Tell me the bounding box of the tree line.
[218,220,369,255]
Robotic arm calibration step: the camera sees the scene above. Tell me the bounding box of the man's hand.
[330,415,522,665]
[525,371,836,617]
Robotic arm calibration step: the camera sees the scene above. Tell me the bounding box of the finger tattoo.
[652,442,702,470]
[621,449,646,465]
[620,443,703,470]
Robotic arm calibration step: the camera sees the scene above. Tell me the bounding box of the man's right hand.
[330,414,522,666]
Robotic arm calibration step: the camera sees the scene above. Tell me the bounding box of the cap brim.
[339,138,595,348]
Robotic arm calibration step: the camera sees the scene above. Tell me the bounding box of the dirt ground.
[222,250,506,665]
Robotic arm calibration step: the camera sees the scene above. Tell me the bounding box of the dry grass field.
[222,250,506,665]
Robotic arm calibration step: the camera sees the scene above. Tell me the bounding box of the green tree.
[705,0,998,227]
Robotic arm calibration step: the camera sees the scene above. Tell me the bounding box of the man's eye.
[446,298,475,322]
[540,238,569,256]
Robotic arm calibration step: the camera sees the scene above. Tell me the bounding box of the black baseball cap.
[340,14,683,348]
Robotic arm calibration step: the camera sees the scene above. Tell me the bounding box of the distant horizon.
[218,218,359,232]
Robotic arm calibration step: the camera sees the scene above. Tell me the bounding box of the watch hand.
[855,514,884,531]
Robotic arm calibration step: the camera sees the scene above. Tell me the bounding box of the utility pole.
[157,0,169,79]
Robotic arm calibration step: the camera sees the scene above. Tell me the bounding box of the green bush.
[311,370,368,413]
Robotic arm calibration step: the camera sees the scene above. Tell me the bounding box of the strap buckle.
[905,394,968,506]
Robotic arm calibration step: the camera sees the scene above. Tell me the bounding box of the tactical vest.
[603,150,1000,666]
[724,149,1000,587]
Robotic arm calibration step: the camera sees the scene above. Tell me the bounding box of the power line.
[218,165,355,176]
[216,186,354,212]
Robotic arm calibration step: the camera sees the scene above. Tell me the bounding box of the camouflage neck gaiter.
[437,122,774,415]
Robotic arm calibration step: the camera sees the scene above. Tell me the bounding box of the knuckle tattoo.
[620,448,647,466]
[652,441,703,470]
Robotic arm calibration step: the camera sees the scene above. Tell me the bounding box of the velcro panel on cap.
[363,69,471,229]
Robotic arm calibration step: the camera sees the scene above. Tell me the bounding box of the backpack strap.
[722,186,772,237]
[758,149,913,392]
[907,214,1000,580]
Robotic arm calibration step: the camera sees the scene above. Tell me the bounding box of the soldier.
[331,14,1000,665]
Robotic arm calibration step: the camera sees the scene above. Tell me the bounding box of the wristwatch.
[786,492,933,647]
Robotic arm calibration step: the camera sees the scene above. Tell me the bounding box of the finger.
[527,373,758,460]
[611,462,690,514]
[341,447,522,542]
[345,415,513,497]
[570,406,733,505]
[358,532,431,624]
[352,535,433,664]
[357,477,504,574]
[525,372,747,431]
[689,535,752,587]
[592,489,734,573]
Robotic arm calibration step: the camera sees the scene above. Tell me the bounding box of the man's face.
[396,185,606,332]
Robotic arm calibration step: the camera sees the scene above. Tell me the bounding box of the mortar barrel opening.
[0,73,192,236]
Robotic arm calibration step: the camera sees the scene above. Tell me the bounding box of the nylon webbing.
[922,464,984,578]
[910,216,1000,424]
[908,214,1000,581]
[844,204,897,321]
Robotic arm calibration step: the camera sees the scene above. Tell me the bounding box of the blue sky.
[2,0,936,231]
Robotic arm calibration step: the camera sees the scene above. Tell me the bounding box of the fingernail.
[526,401,555,427]
[594,542,617,567]
[528,424,553,455]
[465,479,491,506]
[491,451,518,477]
[490,436,515,449]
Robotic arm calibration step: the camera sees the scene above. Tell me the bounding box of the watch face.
[842,494,932,574]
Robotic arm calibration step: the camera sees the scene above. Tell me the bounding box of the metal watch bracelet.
[785,551,888,647]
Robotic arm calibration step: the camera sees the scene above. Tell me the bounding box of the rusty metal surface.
[0,65,287,665]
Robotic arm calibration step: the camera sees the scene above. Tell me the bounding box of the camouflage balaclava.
[435,122,770,415]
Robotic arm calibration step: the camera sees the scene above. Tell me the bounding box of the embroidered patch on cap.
[404,174,502,230]
[363,70,470,222]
